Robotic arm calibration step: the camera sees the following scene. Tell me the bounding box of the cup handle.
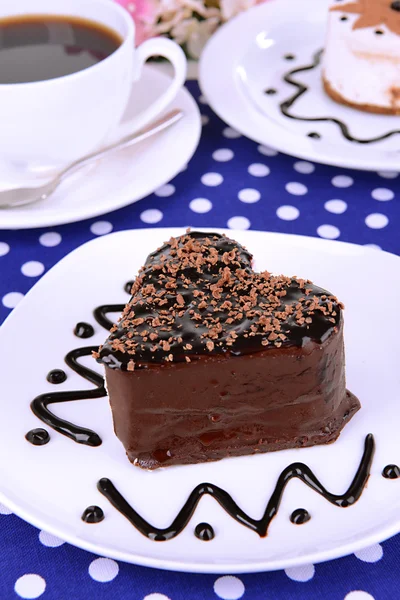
[119,37,187,136]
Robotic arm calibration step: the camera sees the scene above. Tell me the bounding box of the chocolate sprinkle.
[97,232,343,371]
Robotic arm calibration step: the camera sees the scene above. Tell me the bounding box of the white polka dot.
[88,558,119,583]
[189,198,212,213]
[155,184,175,197]
[21,261,45,277]
[140,209,163,224]
[248,163,270,177]
[0,241,10,256]
[238,188,261,203]
[223,127,241,139]
[294,161,315,174]
[354,543,383,563]
[39,232,61,247]
[199,94,207,104]
[201,115,209,125]
[371,188,394,201]
[143,595,171,600]
[377,170,398,179]
[227,216,250,230]
[214,575,245,599]
[325,199,348,214]
[365,213,389,229]
[201,172,223,186]
[317,224,340,239]
[257,144,278,156]
[90,221,113,236]
[364,244,381,250]
[286,182,308,195]
[276,205,300,220]
[285,564,315,582]
[2,292,24,308]
[331,175,354,188]
[344,592,375,600]
[39,530,65,548]
[213,149,234,162]
[0,502,12,514]
[15,574,46,599]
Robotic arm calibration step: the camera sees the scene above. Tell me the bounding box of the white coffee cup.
[0,0,187,167]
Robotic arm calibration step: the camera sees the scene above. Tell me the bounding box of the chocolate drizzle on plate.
[280,50,400,144]
[382,464,400,479]
[93,304,125,331]
[290,508,311,525]
[74,322,95,339]
[31,346,106,446]
[124,280,134,294]
[47,369,67,384]
[29,303,127,445]
[81,505,105,523]
[97,434,374,541]
[195,523,215,541]
[25,428,50,446]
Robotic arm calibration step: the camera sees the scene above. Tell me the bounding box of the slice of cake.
[323,1,400,114]
[96,231,360,469]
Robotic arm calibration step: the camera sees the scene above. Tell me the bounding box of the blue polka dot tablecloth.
[0,81,399,600]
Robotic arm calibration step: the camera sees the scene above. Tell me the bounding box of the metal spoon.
[0,109,184,209]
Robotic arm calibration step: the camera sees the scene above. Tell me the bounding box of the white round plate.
[0,228,399,573]
[199,0,400,171]
[0,68,201,230]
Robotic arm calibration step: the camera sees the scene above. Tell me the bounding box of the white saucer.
[199,0,400,171]
[0,227,399,574]
[0,68,201,230]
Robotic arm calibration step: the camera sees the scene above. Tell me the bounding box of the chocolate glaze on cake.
[96,231,361,469]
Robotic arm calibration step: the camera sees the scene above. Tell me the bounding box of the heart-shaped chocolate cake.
[96,231,360,469]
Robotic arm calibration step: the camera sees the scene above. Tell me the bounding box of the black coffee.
[0,15,122,84]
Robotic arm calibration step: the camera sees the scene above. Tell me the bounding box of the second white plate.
[199,0,400,171]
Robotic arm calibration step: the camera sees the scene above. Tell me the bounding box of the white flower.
[171,16,220,57]
[220,0,261,21]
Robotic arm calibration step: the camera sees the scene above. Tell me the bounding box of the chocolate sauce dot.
[290,508,311,525]
[382,464,400,479]
[124,280,134,294]
[74,322,94,339]
[265,88,277,95]
[375,29,384,35]
[308,132,321,139]
[195,522,215,541]
[284,54,295,61]
[81,505,105,523]
[391,1,400,10]
[340,15,348,21]
[47,369,67,384]
[25,428,50,446]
